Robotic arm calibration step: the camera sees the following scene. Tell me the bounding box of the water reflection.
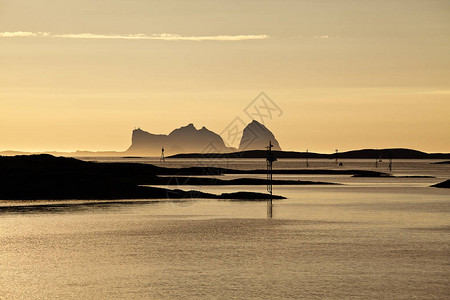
[267,199,273,219]
[0,200,167,215]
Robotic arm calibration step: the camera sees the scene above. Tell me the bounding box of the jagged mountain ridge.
[126,121,281,155]
[127,123,231,155]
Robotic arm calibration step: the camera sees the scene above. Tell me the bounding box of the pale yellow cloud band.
[0,31,269,41]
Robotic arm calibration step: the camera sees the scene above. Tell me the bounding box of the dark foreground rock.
[431,180,450,189]
[0,154,340,200]
[0,154,289,200]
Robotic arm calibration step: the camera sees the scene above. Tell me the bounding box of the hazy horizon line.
[0,31,270,41]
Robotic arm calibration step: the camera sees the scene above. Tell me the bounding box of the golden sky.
[1,0,449,153]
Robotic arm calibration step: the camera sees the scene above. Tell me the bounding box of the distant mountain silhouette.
[127,124,234,155]
[126,121,281,155]
[238,120,281,151]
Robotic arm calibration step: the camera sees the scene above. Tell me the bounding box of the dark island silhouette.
[0,154,346,201]
[126,120,281,155]
[169,148,450,160]
[1,152,445,200]
[431,180,450,189]
[431,161,450,165]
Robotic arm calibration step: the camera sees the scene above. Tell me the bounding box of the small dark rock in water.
[431,161,450,165]
[431,180,450,188]
[219,192,285,200]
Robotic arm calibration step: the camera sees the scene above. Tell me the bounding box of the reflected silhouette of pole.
[267,199,273,218]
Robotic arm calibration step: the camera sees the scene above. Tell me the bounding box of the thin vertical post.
[266,141,276,218]
[266,141,274,195]
[335,149,339,166]
[160,147,165,162]
[306,149,309,168]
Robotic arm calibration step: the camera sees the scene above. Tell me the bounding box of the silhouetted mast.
[266,141,277,195]
[306,149,309,168]
[266,141,276,219]
[160,147,165,162]
[335,149,339,166]
[388,157,392,171]
[375,151,382,168]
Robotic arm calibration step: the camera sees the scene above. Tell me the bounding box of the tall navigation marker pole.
[266,141,277,218]
[160,147,165,162]
[266,141,277,195]
[306,149,309,168]
[335,149,339,166]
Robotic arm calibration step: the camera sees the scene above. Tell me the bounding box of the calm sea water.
[0,159,449,299]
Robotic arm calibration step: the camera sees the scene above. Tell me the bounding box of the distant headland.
[169,148,450,160]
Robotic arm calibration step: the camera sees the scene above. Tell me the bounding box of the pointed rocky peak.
[248,120,266,129]
[238,120,281,151]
